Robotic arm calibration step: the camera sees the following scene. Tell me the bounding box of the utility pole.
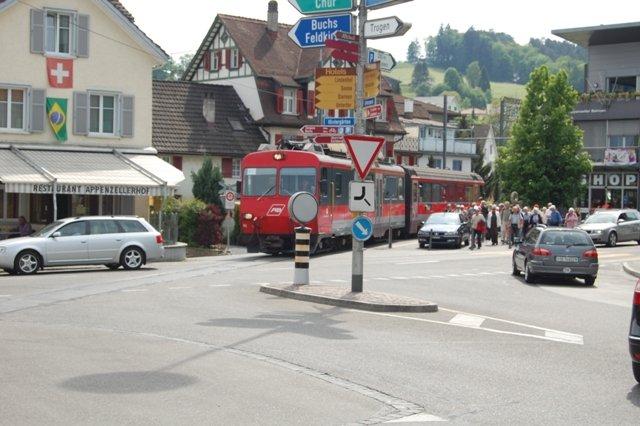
[351,0,367,293]
[442,94,448,169]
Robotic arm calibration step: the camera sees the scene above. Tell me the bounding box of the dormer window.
[46,11,73,55]
[283,88,296,115]
[230,49,239,69]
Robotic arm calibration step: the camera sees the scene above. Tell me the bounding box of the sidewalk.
[623,261,640,278]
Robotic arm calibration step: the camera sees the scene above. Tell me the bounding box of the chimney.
[404,99,414,119]
[267,1,278,33]
[203,96,215,124]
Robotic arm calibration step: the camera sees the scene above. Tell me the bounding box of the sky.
[119,0,637,61]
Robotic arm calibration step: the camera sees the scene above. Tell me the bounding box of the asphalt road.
[1,239,639,424]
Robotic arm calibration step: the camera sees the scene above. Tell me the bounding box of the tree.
[466,61,482,88]
[443,67,462,92]
[407,39,421,64]
[478,66,491,92]
[191,157,225,209]
[496,66,591,208]
[411,59,431,90]
[415,84,431,96]
[153,53,194,81]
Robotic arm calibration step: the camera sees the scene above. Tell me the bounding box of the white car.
[0,216,164,275]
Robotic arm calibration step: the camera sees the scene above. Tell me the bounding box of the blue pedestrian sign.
[288,14,353,48]
[323,117,356,127]
[351,216,373,242]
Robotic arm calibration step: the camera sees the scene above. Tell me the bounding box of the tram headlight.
[273,152,285,161]
[244,213,254,220]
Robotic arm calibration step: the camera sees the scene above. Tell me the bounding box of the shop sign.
[30,184,151,196]
[590,173,638,188]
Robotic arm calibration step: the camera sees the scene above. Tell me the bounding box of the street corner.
[259,283,438,313]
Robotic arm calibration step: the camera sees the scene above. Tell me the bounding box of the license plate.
[556,256,579,263]
[563,267,572,273]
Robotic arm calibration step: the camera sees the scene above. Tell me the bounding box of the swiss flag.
[47,58,73,88]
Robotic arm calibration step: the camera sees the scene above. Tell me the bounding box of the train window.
[280,168,317,196]
[419,183,432,202]
[397,178,404,201]
[243,168,276,196]
[384,177,398,200]
[320,168,329,198]
[432,184,442,202]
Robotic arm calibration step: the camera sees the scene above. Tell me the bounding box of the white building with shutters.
[0,0,184,228]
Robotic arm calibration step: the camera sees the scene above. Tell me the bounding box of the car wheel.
[464,237,469,247]
[524,262,536,283]
[120,247,145,270]
[14,250,40,275]
[634,363,640,383]
[419,242,426,249]
[512,257,520,276]
[606,232,617,247]
[105,264,120,271]
[584,276,596,286]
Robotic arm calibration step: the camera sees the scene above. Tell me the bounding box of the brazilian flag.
[46,98,68,142]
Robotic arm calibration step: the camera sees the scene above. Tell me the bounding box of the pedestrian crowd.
[444,199,581,250]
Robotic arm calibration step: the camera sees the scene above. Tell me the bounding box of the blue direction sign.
[288,14,353,48]
[365,0,413,9]
[323,117,356,126]
[352,216,373,242]
[363,97,376,107]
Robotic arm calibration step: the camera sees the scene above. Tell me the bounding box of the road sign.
[323,117,355,126]
[289,0,355,14]
[222,190,236,210]
[364,104,382,120]
[326,39,359,52]
[335,31,359,43]
[363,97,376,107]
[365,0,414,10]
[349,181,375,213]
[288,191,318,225]
[344,135,386,180]
[315,67,356,110]
[288,14,353,48]
[331,49,359,63]
[364,16,411,39]
[301,125,341,134]
[314,135,345,144]
[351,216,373,242]
[221,215,235,238]
[364,65,381,98]
[368,48,397,71]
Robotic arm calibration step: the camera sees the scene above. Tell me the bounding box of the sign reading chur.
[365,0,414,10]
[344,135,386,180]
[364,16,411,39]
[288,0,355,14]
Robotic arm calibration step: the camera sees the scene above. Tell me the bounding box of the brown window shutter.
[396,155,402,165]
[386,98,393,122]
[275,87,284,114]
[172,156,183,170]
[203,51,211,71]
[238,53,244,68]
[225,49,231,69]
[409,156,415,166]
[308,90,316,117]
[222,158,232,178]
[215,50,222,70]
[339,109,348,117]
[296,89,304,116]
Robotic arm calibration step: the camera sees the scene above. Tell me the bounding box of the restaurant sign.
[29,184,152,196]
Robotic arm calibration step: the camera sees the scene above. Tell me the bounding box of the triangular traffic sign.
[344,135,386,179]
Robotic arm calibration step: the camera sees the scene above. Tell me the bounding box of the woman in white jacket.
[486,205,502,246]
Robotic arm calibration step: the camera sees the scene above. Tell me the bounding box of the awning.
[0,146,185,196]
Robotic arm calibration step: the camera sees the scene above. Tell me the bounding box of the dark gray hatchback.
[512,227,598,285]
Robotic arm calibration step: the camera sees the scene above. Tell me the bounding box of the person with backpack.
[469,208,486,250]
[508,205,524,248]
[529,207,544,228]
[547,205,563,227]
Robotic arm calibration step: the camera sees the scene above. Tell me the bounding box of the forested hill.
[409,25,586,90]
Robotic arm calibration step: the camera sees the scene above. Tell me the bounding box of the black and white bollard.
[294,227,311,285]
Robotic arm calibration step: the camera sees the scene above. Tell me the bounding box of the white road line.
[256,282,271,286]
[0,295,11,298]
[431,275,445,279]
[386,412,446,423]
[356,311,584,345]
[168,286,191,290]
[412,276,428,279]
[449,314,486,328]
[372,277,391,281]
[391,277,409,280]
[121,289,147,293]
[544,330,584,345]
[446,274,461,277]
[329,279,347,283]
[209,285,231,288]
[396,260,440,265]
[462,273,476,276]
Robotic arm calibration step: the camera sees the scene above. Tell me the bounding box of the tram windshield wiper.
[258,185,275,201]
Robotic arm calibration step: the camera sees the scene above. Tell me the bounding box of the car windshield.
[584,214,617,224]
[539,231,592,246]
[31,221,64,237]
[426,214,460,225]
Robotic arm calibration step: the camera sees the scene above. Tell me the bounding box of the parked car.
[578,209,640,247]
[512,227,598,285]
[418,213,470,249]
[630,280,640,383]
[0,216,164,275]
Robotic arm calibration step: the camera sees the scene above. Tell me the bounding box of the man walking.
[547,205,563,227]
[508,205,523,248]
[487,205,501,246]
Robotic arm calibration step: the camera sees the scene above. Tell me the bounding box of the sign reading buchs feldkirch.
[30,184,152,196]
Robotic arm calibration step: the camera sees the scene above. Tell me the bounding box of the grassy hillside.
[386,62,526,101]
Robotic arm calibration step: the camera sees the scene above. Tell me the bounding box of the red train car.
[240,146,483,254]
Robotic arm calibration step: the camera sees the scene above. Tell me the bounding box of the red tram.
[240,145,483,254]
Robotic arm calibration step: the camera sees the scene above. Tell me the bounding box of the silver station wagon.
[0,216,164,275]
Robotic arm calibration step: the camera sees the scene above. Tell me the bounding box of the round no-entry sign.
[222,190,236,210]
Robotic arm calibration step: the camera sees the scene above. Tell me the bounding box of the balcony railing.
[420,139,476,155]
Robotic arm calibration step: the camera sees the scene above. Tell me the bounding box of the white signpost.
[349,181,375,213]
[223,190,236,211]
[364,16,411,39]
[368,48,396,71]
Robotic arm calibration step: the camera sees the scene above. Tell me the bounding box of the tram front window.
[280,168,317,196]
[243,168,276,196]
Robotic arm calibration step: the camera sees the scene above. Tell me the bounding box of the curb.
[623,262,640,279]
[260,284,438,313]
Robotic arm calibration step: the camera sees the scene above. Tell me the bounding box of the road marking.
[391,277,409,280]
[412,276,428,279]
[396,260,440,265]
[387,412,445,423]
[168,286,191,290]
[330,279,347,283]
[544,330,584,345]
[446,274,460,277]
[0,295,11,298]
[430,275,445,279]
[121,289,147,293]
[372,277,391,281]
[209,284,231,288]
[256,282,271,286]
[449,314,485,328]
[462,273,476,276]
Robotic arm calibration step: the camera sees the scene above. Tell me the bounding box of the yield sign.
[344,135,386,179]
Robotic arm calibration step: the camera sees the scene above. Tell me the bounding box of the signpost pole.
[351,0,367,293]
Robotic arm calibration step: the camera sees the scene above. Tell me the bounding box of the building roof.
[152,80,265,157]
[552,22,640,48]
[184,14,329,82]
